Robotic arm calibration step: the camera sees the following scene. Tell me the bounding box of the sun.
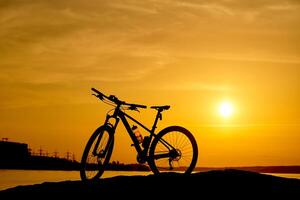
[219,101,234,118]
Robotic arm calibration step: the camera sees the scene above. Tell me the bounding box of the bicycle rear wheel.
[80,125,114,181]
[148,126,198,174]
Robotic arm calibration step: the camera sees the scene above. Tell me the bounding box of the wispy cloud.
[0,0,299,97]
[175,1,234,16]
[160,81,232,92]
[191,123,300,128]
[109,2,158,14]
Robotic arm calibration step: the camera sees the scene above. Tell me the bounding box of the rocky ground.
[1,169,300,198]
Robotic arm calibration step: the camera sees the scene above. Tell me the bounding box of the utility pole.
[31,149,35,156]
[28,148,32,156]
[66,151,71,160]
[38,147,43,156]
[72,153,76,162]
[53,151,59,158]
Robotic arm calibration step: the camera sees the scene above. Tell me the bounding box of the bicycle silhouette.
[80,88,198,180]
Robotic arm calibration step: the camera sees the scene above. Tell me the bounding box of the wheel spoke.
[149,127,197,174]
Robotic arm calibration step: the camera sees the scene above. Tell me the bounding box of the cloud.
[0,0,299,87]
[174,1,234,16]
[0,1,175,85]
[160,81,232,92]
[109,2,158,14]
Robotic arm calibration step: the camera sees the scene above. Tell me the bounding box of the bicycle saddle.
[150,105,170,111]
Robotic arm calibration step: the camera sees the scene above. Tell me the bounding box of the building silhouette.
[0,139,79,170]
[0,140,29,167]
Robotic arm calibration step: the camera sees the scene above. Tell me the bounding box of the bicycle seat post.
[151,109,162,132]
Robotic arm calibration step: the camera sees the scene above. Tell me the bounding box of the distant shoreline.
[0,163,150,172]
[1,166,300,174]
[2,140,300,174]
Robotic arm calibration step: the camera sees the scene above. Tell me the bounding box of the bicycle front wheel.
[80,125,114,181]
[148,126,198,174]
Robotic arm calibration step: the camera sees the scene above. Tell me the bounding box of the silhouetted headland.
[1,169,299,197]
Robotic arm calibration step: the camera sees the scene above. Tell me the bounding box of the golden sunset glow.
[219,102,234,118]
[0,0,300,168]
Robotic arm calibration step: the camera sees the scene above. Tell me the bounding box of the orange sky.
[0,0,300,167]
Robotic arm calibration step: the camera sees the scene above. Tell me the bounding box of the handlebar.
[127,103,147,109]
[91,88,106,99]
[91,88,147,109]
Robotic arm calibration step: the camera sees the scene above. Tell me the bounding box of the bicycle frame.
[99,105,174,162]
[107,105,160,152]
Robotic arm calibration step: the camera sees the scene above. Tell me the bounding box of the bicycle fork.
[92,116,119,158]
[92,131,111,158]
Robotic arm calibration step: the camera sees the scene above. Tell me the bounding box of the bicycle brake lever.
[92,93,104,100]
[129,106,140,112]
[134,108,140,113]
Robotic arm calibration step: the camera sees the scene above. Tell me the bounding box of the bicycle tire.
[80,125,114,181]
[148,126,198,174]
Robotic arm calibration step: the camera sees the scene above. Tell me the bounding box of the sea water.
[0,170,151,191]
